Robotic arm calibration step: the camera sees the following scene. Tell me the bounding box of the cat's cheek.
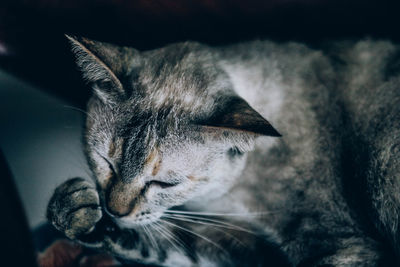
[115,210,163,228]
[142,187,176,210]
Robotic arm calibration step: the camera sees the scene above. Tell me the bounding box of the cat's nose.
[105,197,134,218]
[105,181,139,218]
[105,193,135,218]
[104,204,130,218]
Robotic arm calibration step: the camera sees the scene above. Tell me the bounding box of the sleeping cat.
[47,36,400,266]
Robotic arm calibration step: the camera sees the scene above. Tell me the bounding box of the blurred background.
[1,0,400,230]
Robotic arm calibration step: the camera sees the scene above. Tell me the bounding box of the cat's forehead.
[141,49,212,90]
[87,94,185,147]
[134,47,228,116]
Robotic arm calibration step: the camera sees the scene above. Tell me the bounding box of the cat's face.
[69,36,280,228]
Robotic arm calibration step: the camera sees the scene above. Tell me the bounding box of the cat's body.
[47,38,400,266]
[217,41,397,266]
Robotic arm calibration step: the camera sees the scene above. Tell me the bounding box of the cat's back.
[217,38,400,225]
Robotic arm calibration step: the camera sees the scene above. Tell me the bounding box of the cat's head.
[68,36,280,228]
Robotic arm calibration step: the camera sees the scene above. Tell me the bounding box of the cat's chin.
[113,211,163,229]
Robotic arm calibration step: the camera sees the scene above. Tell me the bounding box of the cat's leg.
[46,177,103,245]
[46,177,165,264]
[46,178,196,265]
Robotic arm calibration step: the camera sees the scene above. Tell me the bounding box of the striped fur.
[47,37,400,266]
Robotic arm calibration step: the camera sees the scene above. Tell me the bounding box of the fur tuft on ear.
[203,96,281,137]
[66,35,138,99]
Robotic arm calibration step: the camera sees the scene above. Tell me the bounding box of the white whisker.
[62,105,95,121]
[162,214,255,235]
[162,214,246,247]
[165,209,275,217]
[155,221,195,259]
[160,219,228,256]
[143,224,159,253]
[152,222,187,257]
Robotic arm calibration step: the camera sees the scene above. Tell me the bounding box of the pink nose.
[105,181,139,217]
[105,199,133,217]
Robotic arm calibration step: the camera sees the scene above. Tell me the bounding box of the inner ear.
[201,96,281,137]
[66,35,139,99]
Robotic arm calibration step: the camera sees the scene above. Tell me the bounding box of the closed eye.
[146,180,179,189]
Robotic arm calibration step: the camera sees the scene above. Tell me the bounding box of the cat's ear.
[66,35,137,100]
[202,96,281,137]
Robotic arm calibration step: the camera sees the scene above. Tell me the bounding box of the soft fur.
[47,36,400,266]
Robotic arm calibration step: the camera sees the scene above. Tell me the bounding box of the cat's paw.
[47,178,102,239]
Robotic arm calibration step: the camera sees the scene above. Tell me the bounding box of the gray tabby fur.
[47,36,400,266]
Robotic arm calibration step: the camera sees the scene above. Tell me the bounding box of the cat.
[46,35,400,266]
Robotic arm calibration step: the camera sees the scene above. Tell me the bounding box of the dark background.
[1,0,400,108]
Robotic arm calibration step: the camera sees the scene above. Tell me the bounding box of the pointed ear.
[66,35,137,98]
[202,96,281,137]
